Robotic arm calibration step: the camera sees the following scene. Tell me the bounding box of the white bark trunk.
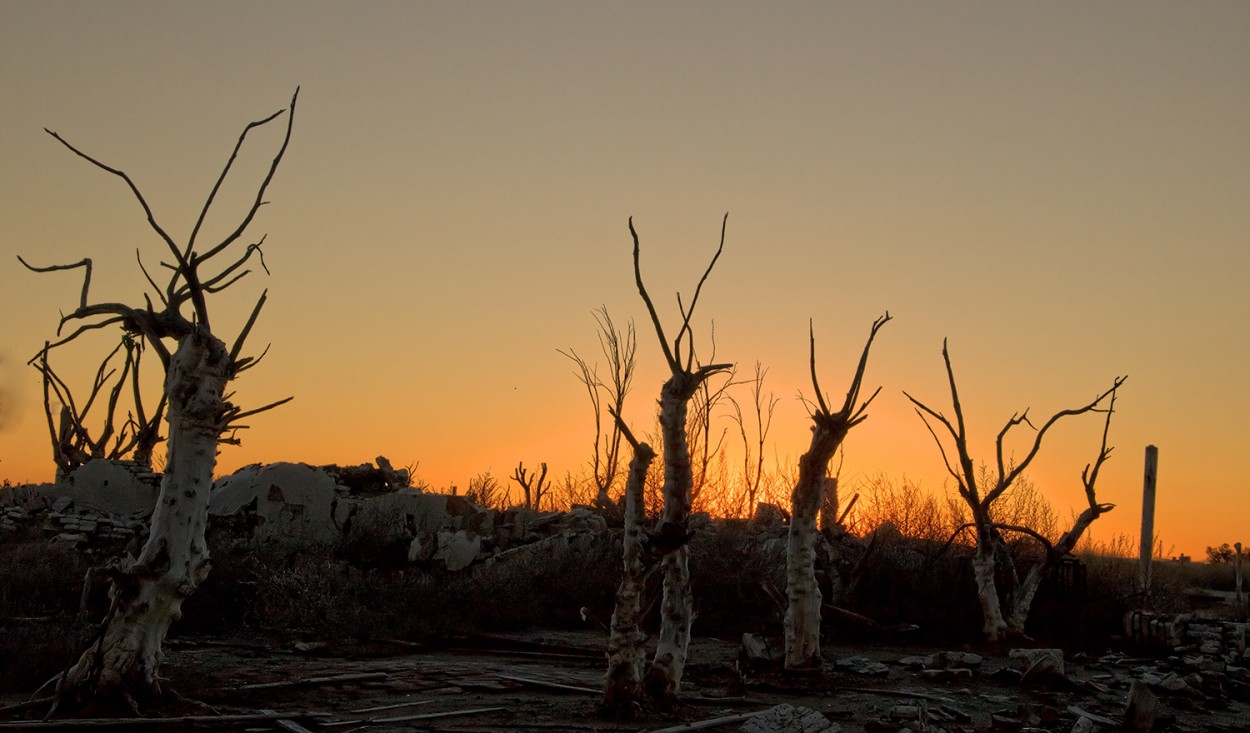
[784,428,838,670]
[60,330,228,697]
[646,548,692,700]
[605,440,655,710]
[972,543,1008,642]
[645,377,697,700]
[1005,506,1105,635]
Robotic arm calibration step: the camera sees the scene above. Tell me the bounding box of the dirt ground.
[5,628,1244,732]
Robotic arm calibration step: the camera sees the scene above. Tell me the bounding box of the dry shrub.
[687,519,786,636]
[0,536,91,617]
[849,473,957,541]
[0,538,95,692]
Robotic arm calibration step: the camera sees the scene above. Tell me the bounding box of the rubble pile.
[0,458,614,573]
[0,472,151,553]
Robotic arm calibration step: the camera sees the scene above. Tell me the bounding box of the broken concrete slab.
[210,462,345,545]
[739,703,838,733]
[435,529,482,571]
[62,459,162,516]
[1011,648,1067,686]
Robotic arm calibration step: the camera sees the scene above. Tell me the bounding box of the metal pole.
[1139,445,1158,596]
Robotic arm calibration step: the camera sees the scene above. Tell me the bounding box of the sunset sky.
[2,2,1247,559]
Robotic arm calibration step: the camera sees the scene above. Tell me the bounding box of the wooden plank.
[496,674,599,695]
[261,708,319,733]
[0,711,329,730]
[371,706,506,723]
[349,699,436,714]
[238,671,388,691]
[642,711,767,733]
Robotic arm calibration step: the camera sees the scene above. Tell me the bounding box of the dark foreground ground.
[3,628,1247,732]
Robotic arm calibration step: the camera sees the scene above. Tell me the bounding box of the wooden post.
[1139,445,1158,596]
[1236,542,1246,620]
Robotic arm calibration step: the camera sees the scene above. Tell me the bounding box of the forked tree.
[32,334,166,478]
[1000,385,1122,633]
[510,460,549,510]
[20,90,298,704]
[602,409,656,711]
[784,315,890,670]
[904,339,1126,641]
[629,215,733,701]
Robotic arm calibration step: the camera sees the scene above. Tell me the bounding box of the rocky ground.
[3,629,1248,732]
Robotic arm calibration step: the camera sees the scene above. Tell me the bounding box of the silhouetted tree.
[510,461,549,510]
[784,315,889,669]
[630,215,733,701]
[31,334,166,478]
[559,307,636,509]
[20,90,297,705]
[728,361,779,516]
[905,340,1125,641]
[602,409,655,712]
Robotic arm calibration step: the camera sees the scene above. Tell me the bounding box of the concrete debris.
[834,656,890,676]
[738,633,776,672]
[210,462,345,545]
[63,459,161,515]
[435,530,481,572]
[1124,679,1161,733]
[739,703,837,733]
[1,460,620,573]
[1010,648,1066,686]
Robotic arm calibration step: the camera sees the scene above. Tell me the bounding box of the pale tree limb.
[904,336,1126,641]
[603,406,657,712]
[784,313,890,669]
[629,215,733,703]
[21,90,299,710]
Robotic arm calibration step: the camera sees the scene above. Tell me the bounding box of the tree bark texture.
[1005,504,1107,634]
[59,330,229,696]
[972,530,1008,642]
[784,428,841,669]
[604,439,656,711]
[645,375,698,700]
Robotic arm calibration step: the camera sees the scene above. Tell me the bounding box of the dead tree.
[904,339,1125,642]
[728,361,779,515]
[687,366,734,513]
[1001,384,1122,633]
[784,315,890,670]
[32,334,167,478]
[20,90,298,704]
[630,215,733,701]
[559,307,637,509]
[510,461,549,510]
[602,409,656,712]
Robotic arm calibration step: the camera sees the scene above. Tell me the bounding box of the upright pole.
[1236,542,1246,620]
[1139,445,1158,596]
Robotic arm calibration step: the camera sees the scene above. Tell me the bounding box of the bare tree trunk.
[785,459,833,669]
[645,378,697,700]
[604,427,655,711]
[1005,504,1107,634]
[783,316,890,669]
[58,331,228,697]
[906,340,1125,643]
[972,534,1008,642]
[628,215,732,701]
[22,89,298,708]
